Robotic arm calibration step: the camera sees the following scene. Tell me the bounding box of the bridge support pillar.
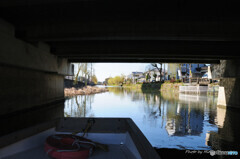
[0,19,73,116]
[212,60,240,108]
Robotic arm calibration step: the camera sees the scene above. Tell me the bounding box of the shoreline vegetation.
[122,82,183,92]
[122,82,218,96]
[64,82,219,97]
[123,83,161,90]
[64,86,109,96]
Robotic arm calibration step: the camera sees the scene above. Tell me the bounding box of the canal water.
[64,86,240,150]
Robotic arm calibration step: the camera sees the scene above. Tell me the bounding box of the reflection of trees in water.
[108,87,146,101]
[109,87,164,125]
[107,87,124,95]
[138,91,167,128]
[64,95,95,117]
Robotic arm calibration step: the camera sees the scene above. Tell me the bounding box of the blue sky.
[94,63,148,82]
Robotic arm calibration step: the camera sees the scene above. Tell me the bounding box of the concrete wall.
[179,86,208,94]
[0,19,73,76]
[0,19,72,115]
[0,65,64,115]
[213,60,240,108]
[218,78,240,108]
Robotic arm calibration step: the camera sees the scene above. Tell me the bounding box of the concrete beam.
[68,57,220,64]
[0,19,73,76]
[50,40,239,62]
[1,1,240,62]
[15,21,240,42]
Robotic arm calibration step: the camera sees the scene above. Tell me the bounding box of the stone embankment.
[160,83,183,93]
[64,86,108,96]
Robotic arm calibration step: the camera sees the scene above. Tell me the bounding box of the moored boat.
[0,118,160,159]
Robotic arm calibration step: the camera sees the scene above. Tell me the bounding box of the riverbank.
[123,83,161,91]
[124,82,219,96]
[160,83,183,93]
[64,86,109,96]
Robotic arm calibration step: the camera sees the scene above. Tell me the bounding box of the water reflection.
[64,95,95,117]
[64,87,240,151]
[206,106,240,151]
[165,102,204,136]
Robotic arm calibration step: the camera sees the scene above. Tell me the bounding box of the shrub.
[175,79,182,83]
[164,80,171,83]
[170,78,175,83]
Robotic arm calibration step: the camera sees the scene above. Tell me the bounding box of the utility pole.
[91,63,93,83]
[163,63,165,81]
[189,64,192,84]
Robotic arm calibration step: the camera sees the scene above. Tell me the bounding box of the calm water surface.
[64,86,240,150]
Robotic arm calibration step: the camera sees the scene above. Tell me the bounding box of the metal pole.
[163,63,165,81]
[189,64,192,84]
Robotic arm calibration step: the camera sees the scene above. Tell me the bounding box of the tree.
[145,65,152,82]
[153,73,157,81]
[150,63,162,82]
[146,73,151,82]
[92,75,98,84]
[82,63,89,86]
[107,76,124,85]
[74,63,83,85]
[74,63,90,86]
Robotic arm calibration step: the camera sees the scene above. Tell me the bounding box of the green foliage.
[146,73,150,82]
[74,63,90,86]
[175,79,182,83]
[164,79,182,84]
[164,80,171,83]
[126,80,132,85]
[108,75,125,85]
[153,73,157,80]
[92,75,98,84]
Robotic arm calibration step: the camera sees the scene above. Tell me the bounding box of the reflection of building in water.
[214,106,226,128]
[205,106,240,150]
[205,106,226,149]
[166,95,205,136]
[179,93,218,124]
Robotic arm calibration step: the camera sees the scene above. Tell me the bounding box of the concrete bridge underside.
[0,1,240,126]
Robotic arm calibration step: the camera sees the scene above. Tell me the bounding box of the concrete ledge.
[179,86,208,94]
[0,18,73,76]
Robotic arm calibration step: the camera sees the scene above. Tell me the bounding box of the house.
[137,75,146,83]
[181,64,207,78]
[166,64,208,80]
[126,72,144,84]
[167,64,180,80]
